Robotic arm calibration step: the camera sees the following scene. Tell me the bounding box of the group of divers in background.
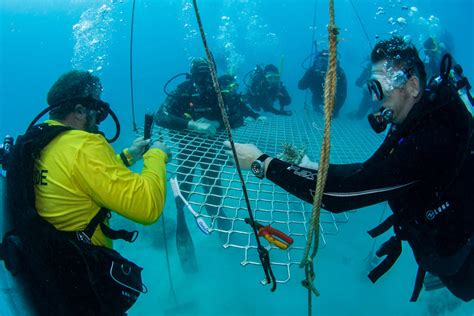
[156,35,457,140]
[2,31,474,316]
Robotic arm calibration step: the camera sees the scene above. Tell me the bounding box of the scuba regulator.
[368,108,394,134]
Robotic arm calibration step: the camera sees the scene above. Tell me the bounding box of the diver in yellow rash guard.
[34,70,170,248]
[35,119,168,248]
[3,70,171,315]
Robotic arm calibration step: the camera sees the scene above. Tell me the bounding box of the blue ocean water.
[1,0,474,315]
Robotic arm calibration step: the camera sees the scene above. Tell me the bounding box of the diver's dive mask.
[367,66,413,101]
[74,96,110,123]
[221,82,239,94]
[265,73,281,86]
[368,108,394,133]
[367,79,384,101]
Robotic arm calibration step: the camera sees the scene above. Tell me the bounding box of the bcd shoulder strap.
[6,124,72,226]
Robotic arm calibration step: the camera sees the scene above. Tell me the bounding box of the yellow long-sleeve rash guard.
[34,120,167,248]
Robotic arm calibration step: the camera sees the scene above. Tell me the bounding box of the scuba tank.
[429,54,474,114]
[0,135,13,173]
[449,64,474,114]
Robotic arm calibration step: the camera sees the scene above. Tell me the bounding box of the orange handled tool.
[245,218,294,250]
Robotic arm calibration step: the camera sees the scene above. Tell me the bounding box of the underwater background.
[1,0,474,315]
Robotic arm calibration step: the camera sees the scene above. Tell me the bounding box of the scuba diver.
[244,64,292,116]
[0,70,170,315]
[423,36,452,80]
[218,74,266,127]
[227,36,474,303]
[298,49,347,117]
[154,57,233,273]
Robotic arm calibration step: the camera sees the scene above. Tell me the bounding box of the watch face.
[251,160,264,178]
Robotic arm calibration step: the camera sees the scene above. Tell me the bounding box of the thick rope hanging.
[129,0,138,131]
[191,0,277,291]
[300,0,339,312]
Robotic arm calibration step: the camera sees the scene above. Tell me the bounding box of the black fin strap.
[83,208,110,238]
[0,233,23,275]
[100,223,138,243]
[410,267,426,302]
[368,236,402,283]
[367,214,394,238]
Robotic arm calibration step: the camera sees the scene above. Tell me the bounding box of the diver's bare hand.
[150,141,172,162]
[223,141,263,170]
[128,137,151,162]
[188,120,217,136]
[299,155,319,170]
[197,117,220,129]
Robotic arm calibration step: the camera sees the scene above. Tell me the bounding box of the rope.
[300,0,339,312]
[348,0,372,50]
[304,0,319,113]
[129,0,138,131]
[191,0,277,291]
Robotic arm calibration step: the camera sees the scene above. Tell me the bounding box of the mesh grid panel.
[144,112,384,282]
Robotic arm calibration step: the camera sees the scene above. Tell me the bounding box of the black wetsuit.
[265,85,474,301]
[155,80,256,227]
[245,76,291,114]
[156,80,259,130]
[298,62,347,117]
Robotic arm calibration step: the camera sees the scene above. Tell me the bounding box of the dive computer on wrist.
[251,154,269,179]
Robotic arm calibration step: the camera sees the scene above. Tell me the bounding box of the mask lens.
[95,101,109,123]
[367,79,384,101]
[228,82,239,91]
[86,98,109,123]
[265,74,280,84]
[221,82,238,94]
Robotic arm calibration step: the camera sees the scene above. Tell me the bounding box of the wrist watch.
[251,154,269,179]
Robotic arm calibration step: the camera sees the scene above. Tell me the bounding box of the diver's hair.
[371,36,426,88]
[190,57,210,78]
[47,70,102,120]
[49,101,77,120]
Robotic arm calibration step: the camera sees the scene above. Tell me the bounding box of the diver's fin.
[175,200,198,274]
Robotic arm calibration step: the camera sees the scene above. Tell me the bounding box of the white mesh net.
[145,112,384,283]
